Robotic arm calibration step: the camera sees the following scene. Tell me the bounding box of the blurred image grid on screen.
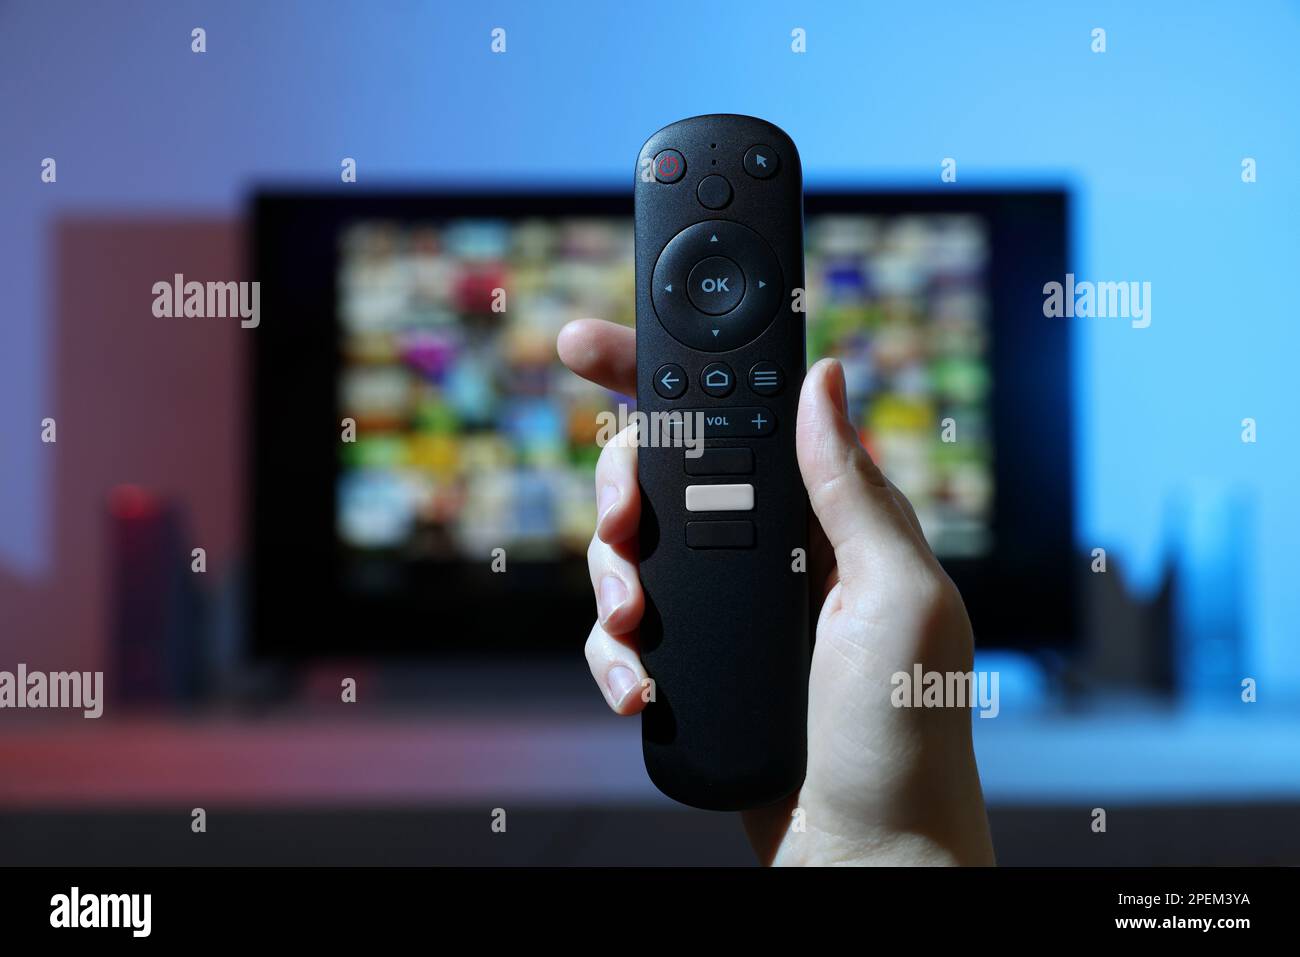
[335,213,991,563]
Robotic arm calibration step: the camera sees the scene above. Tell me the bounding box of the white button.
[685,484,754,512]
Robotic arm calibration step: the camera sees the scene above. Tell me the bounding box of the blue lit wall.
[2,1,1296,692]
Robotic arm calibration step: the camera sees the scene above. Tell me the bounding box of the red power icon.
[656,155,679,177]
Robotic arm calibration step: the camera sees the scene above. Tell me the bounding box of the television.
[250,189,1072,657]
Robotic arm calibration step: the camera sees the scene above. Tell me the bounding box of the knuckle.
[585,536,604,572]
[594,440,616,481]
[811,450,886,514]
[847,446,888,488]
[917,568,963,624]
[595,426,637,484]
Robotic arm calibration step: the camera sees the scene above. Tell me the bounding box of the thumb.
[795,358,926,585]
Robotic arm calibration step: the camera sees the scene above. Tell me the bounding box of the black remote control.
[633,114,810,811]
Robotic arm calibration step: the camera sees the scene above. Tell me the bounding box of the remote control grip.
[633,115,810,811]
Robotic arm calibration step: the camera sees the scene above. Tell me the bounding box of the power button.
[653,149,686,184]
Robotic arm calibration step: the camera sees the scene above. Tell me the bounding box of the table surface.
[3,704,1297,807]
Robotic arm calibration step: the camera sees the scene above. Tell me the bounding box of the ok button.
[687,256,745,316]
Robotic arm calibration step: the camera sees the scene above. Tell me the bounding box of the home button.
[700,362,735,397]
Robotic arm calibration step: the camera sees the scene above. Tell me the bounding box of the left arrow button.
[653,363,688,400]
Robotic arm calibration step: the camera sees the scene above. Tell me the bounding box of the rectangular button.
[686,521,755,549]
[685,483,754,512]
[684,447,754,476]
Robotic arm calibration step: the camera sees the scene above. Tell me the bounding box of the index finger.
[556,318,636,396]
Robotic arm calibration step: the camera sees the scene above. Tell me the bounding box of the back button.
[653,363,687,399]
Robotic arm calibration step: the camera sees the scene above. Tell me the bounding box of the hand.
[557,318,996,866]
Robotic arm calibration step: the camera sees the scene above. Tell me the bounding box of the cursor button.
[743,145,779,179]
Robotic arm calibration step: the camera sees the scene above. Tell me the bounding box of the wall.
[1,1,1296,689]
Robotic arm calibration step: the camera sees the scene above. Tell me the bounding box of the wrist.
[772,827,994,867]
[767,796,996,867]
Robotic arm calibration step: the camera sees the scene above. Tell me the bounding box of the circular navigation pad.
[651,220,784,353]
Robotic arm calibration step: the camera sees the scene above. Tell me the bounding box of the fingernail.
[598,575,628,623]
[597,484,620,522]
[828,359,849,419]
[606,666,638,707]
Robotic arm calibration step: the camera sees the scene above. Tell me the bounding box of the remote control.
[633,114,810,811]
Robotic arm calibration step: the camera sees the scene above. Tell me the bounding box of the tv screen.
[251,190,1069,658]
